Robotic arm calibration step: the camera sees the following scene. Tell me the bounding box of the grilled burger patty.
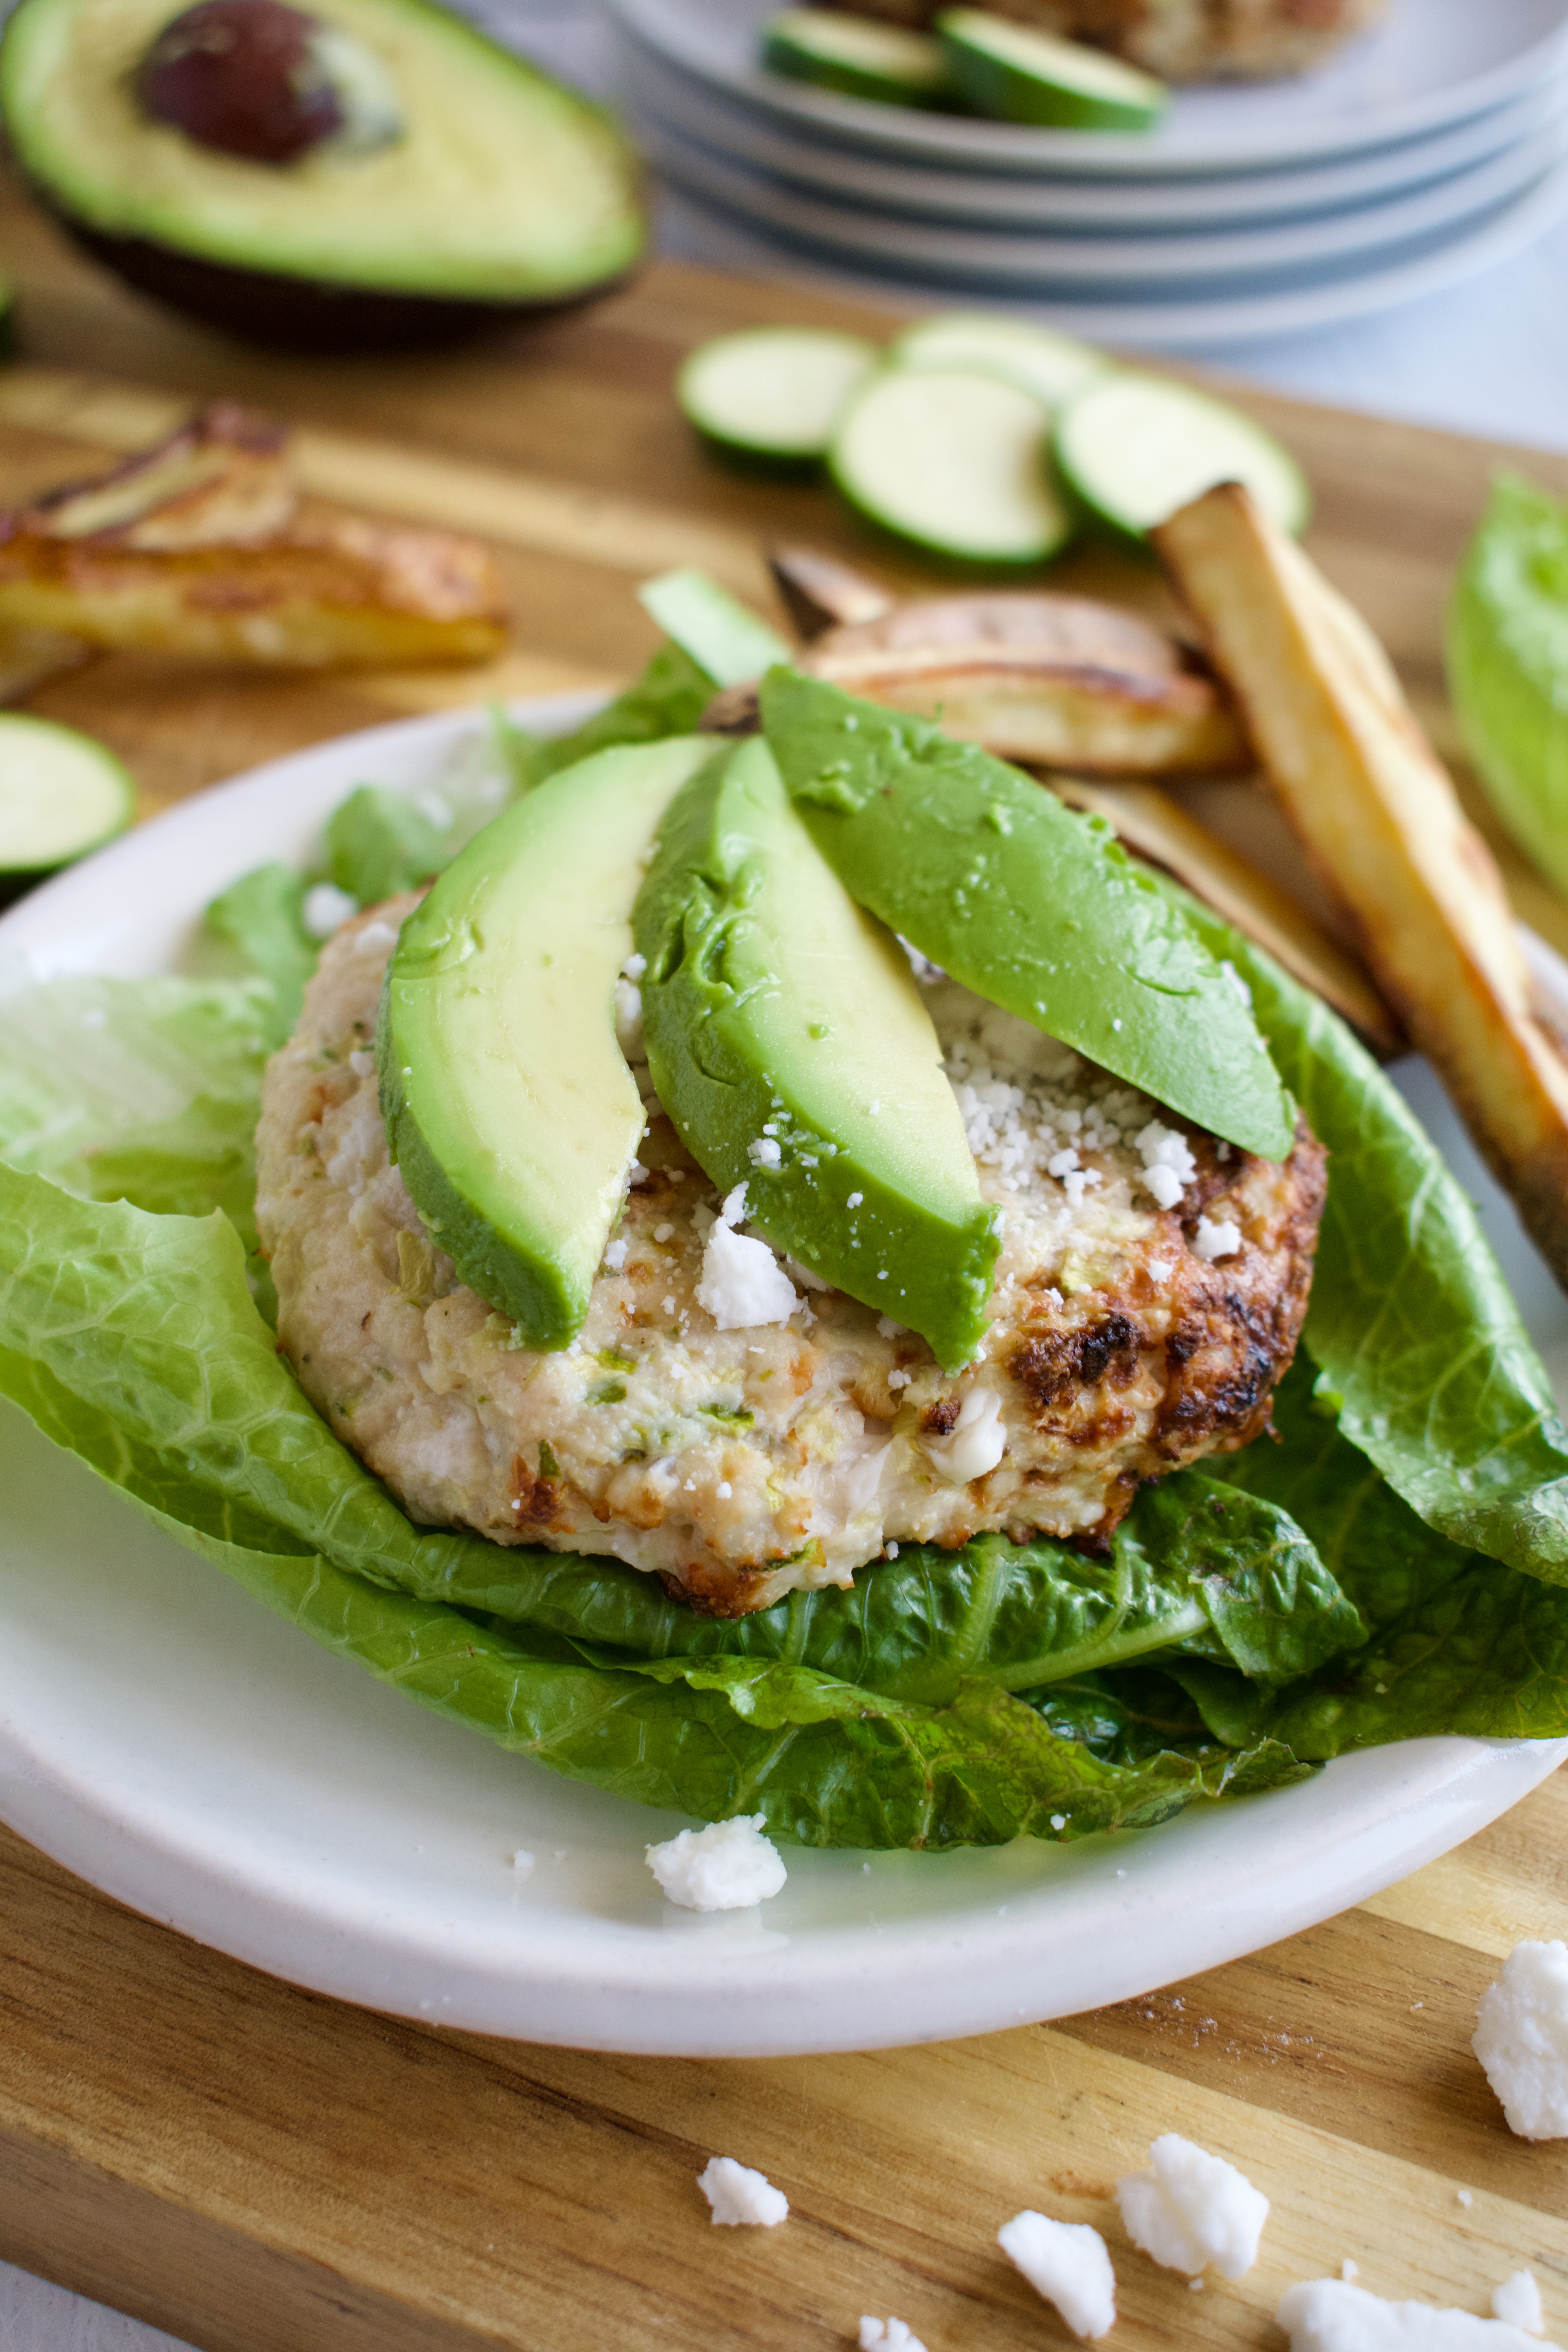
[256,901,1327,1617]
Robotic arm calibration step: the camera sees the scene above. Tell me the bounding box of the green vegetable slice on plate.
[760,8,953,108]
[936,7,1168,131]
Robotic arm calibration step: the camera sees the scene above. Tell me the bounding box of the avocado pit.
[137,0,401,162]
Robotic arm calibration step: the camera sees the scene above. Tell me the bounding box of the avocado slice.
[0,0,645,351]
[378,735,717,1351]
[636,735,998,1372]
[760,666,1295,1163]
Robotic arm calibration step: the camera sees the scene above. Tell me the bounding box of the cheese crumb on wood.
[1115,2133,1268,2281]
[1277,2278,1559,2348]
[697,2155,789,2227]
[1494,2274,1546,2336]
[646,1813,787,1911]
[859,2319,927,2351]
[997,2210,1116,2341]
[1474,1940,1568,2138]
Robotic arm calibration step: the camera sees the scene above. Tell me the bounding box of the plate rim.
[610,0,1568,178]
[1,693,1563,2058]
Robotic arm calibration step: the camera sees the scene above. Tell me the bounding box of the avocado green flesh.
[636,736,998,1372]
[760,667,1295,1163]
[378,736,717,1352]
[0,0,644,301]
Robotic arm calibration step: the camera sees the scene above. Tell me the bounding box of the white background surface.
[10,2,1568,2343]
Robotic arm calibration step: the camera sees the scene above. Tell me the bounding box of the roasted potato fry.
[1155,481,1568,1275]
[0,403,509,668]
[1049,772,1401,1054]
[769,544,895,639]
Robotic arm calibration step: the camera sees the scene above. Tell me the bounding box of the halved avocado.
[0,0,646,350]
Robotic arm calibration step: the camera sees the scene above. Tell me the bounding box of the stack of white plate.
[606,0,1568,344]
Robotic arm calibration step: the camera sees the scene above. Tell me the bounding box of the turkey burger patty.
[255,898,1326,1617]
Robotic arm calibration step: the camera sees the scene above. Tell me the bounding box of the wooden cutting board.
[3,167,1568,2352]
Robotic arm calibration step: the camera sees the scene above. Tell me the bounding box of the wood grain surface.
[2,167,1568,2352]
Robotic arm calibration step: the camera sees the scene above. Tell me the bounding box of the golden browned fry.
[768,543,896,639]
[1048,772,1402,1054]
[1154,481,1568,1276]
[0,402,509,668]
[820,0,1386,78]
[802,589,1250,777]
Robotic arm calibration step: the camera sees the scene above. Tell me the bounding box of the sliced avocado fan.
[636,735,998,1373]
[760,666,1295,1162]
[378,735,717,1351]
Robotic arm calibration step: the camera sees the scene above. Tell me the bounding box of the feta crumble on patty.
[998,2211,1116,2340]
[256,902,1324,1617]
[697,2156,789,2227]
[1115,2134,1268,2280]
[1474,1940,1568,2138]
[645,1813,787,1911]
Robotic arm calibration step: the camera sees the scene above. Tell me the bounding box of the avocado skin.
[637,737,998,1372]
[49,209,642,353]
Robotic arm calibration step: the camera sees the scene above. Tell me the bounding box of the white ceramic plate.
[620,31,1568,231]
[654,155,1568,346]
[611,0,1568,178]
[634,103,1568,288]
[2,697,1565,2058]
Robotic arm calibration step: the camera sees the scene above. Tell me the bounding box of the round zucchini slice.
[679,326,879,466]
[936,8,1167,131]
[761,9,952,108]
[0,713,135,898]
[889,312,1107,411]
[830,367,1074,568]
[1055,372,1311,543]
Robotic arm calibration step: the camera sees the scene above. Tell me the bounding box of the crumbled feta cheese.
[696,1185,801,1330]
[622,951,647,982]
[887,1368,911,1390]
[877,1315,906,1338]
[698,2156,788,2228]
[349,1047,376,1079]
[847,1190,864,1207]
[613,975,644,1062]
[1115,2135,1268,2281]
[1276,2278,1556,2349]
[654,1222,675,1243]
[997,2212,1116,2341]
[1474,1941,1568,2138]
[1135,1122,1198,1212]
[353,917,401,956]
[748,1135,782,1169]
[1193,1215,1242,1263]
[509,1849,534,1875]
[923,1387,1005,1484]
[717,1480,732,1498]
[628,1160,650,1187]
[302,880,359,939]
[860,2320,926,2351]
[1494,2275,1546,2336]
[603,1238,628,1272]
[646,1812,787,1911]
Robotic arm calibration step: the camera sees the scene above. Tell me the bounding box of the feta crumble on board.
[697,2156,788,2227]
[1276,2278,1560,2349]
[1474,1941,1568,2138]
[646,1813,787,1911]
[1494,2274,1546,2336]
[922,1387,1006,1484]
[1115,2134,1268,2281]
[695,1184,802,1331]
[997,2211,1116,2340]
[859,2319,927,2351]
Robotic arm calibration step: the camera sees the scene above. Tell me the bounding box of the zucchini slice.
[889,312,1107,411]
[1055,372,1311,543]
[937,9,1167,131]
[831,367,1073,568]
[678,326,878,464]
[0,713,134,893]
[760,10,952,108]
